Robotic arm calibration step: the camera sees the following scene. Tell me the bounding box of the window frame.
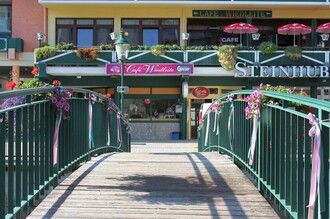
[121,18,180,46]
[56,18,114,47]
[0,0,11,38]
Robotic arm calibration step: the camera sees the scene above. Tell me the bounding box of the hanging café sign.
[106,63,194,75]
[234,62,330,78]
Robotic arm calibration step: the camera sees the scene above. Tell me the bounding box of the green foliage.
[284,46,302,61]
[76,47,99,61]
[217,45,238,71]
[56,43,75,50]
[259,41,278,54]
[19,78,42,89]
[150,45,167,56]
[99,44,114,50]
[34,46,58,59]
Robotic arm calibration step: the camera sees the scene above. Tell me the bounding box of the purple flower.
[51,97,57,103]
[64,104,70,111]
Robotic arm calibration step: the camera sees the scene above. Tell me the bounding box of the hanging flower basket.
[217,45,238,71]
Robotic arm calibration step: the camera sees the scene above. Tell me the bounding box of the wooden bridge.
[27,141,280,218]
[2,87,329,219]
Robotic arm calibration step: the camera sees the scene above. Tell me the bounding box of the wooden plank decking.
[27,141,280,218]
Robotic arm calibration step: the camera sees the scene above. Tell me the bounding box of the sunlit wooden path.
[27,141,280,218]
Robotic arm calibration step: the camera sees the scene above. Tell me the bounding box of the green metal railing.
[198,90,330,219]
[0,87,131,219]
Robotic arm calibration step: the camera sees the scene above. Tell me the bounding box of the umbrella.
[224,22,259,46]
[277,23,312,46]
[316,22,330,42]
[316,22,330,33]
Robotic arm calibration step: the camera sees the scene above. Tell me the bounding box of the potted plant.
[76,47,99,61]
[150,45,167,56]
[284,46,302,61]
[258,41,278,54]
[34,46,58,59]
[217,45,238,71]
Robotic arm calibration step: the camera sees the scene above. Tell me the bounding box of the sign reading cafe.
[106,63,194,75]
[235,62,330,78]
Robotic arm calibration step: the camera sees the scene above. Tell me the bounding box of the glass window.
[77,19,93,25]
[96,19,113,25]
[152,99,178,119]
[142,19,159,25]
[57,19,74,25]
[122,19,139,25]
[57,27,74,44]
[0,5,11,37]
[96,27,112,45]
[77,28,93,47]
[124,99,150,119]
[56,18,114,46]
[124,98,179,120]
[124,28,139,45]
[162,19,179,25]
[163,28,178,45]
[143,29,158,46]
[57,28,73,44]
[122,18,180,46]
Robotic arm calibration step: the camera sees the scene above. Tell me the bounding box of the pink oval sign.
[192,87,210,98]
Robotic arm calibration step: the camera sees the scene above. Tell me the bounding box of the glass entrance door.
[190,103,200,139]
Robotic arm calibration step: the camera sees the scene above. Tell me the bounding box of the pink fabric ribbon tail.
[307,113,322,219]
[248,112,259,165]
[117,112,122,147]
[228,103,234,151]
[53,111,62,166]
[204,111,210,146]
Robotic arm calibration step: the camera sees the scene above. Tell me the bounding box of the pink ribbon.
[117,112,122,147]
[204,111,210,146]
[228,103,234,151]
[307,113,321,219]
[53,111,62,165]
[248,112,259,165]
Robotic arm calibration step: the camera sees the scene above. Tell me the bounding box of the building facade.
[6,0,330,140]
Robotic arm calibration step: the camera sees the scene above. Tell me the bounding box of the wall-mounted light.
[252,33,260,41]
[36,32,45,47]
[321,33,329,41]
[109,32,118,41]
[77,74,81,79]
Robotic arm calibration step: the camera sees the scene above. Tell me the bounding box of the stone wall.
[130,122,180,140]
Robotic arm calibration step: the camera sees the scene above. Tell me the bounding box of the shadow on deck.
[27,141,280,219]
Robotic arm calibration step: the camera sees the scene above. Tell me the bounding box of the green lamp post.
[114,30,130,112]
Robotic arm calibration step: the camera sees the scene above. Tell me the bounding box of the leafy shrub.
[284,46,302,61]
[56,43,75,50]
[259,41,278,54]
[34,46,58,59]
[150,45,167,56]
[99,44,113,50]
[217,45,238,71]
[76,47,99,61]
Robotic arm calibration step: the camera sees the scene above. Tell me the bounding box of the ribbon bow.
[307,113,321,219]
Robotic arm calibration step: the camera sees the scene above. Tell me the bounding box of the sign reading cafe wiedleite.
[235,62,330,78]
[193,10,272,18]
[106,63,194,75]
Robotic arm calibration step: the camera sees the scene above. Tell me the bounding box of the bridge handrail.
[198,90,330,219]
[0,86,131,219]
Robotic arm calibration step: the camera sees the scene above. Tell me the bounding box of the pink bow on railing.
[307,113,324,219]
[53,111,62,166]
[248,111,259,165]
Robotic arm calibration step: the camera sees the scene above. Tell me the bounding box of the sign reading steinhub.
[193,10,272,18]
[106,63,194,75]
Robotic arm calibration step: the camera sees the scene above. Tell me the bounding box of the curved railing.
[0,87,131,219]
[198,90,330,219]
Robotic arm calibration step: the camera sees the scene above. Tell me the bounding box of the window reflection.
[124,99,179,120]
